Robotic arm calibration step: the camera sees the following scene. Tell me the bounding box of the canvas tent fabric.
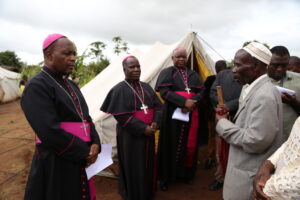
[0,67,21,103]
[81,31,215,156]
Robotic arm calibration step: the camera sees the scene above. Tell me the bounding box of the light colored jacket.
[216,75,284,200]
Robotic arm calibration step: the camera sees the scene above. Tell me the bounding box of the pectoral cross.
[185,87,191,94]
[81,122,89,136]
[141,104,148,114]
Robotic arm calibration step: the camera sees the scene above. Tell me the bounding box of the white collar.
[242,74,267,101]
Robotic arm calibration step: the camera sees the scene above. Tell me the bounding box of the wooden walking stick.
[216,85,224,106]
[216,85,229,176]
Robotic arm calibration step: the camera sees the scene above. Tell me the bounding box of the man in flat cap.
[215,42,284,200]
[22,33,101,200]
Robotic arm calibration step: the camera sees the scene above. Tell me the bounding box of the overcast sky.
[0,0,299,64]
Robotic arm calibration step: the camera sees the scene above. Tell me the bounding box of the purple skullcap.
[42,33,65,50]
[174,46,184,51]
[122,55,135,62]
[172,46,186,54]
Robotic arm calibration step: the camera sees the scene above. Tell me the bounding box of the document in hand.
[276,86,296,96]
[172,107,190,122]
[86,143,113,180]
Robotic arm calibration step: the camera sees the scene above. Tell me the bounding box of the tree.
[0,51,23,69]
[112,36,129,55]
[88,41,106,63]
[243,40,270,49]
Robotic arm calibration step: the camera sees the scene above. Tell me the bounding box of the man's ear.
[45,50,53,61]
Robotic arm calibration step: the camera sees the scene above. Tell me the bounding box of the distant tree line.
[0,36,129,87]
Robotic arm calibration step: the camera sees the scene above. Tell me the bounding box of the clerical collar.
[125,79,140,84]
[175,66,187,69]
[43,66,68,80]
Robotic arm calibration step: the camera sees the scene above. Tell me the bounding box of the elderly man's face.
[123,57,141,81]
[232,50,256,85]
[47,38,76,75]
[172,49,187,68]
[268,54,289,81]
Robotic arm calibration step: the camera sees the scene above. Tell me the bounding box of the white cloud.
[0,0,299,64]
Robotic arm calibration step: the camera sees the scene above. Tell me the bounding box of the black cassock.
[101,80,162,200]
[155,66,205,185]
[21,66,100,200]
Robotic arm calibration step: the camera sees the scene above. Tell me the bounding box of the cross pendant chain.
[81,122,89,136]
[178,68,190,94]
[140,104,148,114]
[124,80,149,114]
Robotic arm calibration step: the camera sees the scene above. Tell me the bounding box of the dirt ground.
[0,100,222,200]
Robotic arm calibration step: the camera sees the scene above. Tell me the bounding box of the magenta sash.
[133,109,154,124]
[175,91,199,167]
[37,122,91,143]
[89,178,96,200]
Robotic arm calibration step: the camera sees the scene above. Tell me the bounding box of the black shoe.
[209,180,223,191]
[160,182,168,191]
[204,158,215,169]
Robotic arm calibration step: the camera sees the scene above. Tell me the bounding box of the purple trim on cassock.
[155,84,174,92]
[165,91,172,99]
[189,85,205,89]
[122,115,134,127]
[172,70,179,78]
[143,87,154,106]
[133,85,137,112]
[58,135,75,155]
[102,111,135,116]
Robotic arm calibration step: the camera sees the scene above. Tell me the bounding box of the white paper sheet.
[276,86,296,96]
[86,143,113,180]
[172,107,190,122]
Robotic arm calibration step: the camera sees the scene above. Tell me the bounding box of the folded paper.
[276,86,296,96]
[172,108,190,122]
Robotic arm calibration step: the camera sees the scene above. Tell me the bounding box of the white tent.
[81,31,215,154]
[0,67,21,103]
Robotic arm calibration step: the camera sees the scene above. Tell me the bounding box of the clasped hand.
[144,122,158,136]
[86,144,100,167]
[182,99,197,113]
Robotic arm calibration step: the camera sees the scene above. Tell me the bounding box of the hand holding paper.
[86,143,113,180]
[172,108,190,122]
[276,86,296,95]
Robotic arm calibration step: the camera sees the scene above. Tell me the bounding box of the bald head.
[172,47,187,68]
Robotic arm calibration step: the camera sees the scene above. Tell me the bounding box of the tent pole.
[191,45,194,70]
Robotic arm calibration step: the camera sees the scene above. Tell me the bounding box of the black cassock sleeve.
[21,83,90,163]
[189,73,205,103]
[152,91,163,126]
[155,68,187,107]
[114,114,147,136]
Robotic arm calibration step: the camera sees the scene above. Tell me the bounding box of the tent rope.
[196,34,226,60]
